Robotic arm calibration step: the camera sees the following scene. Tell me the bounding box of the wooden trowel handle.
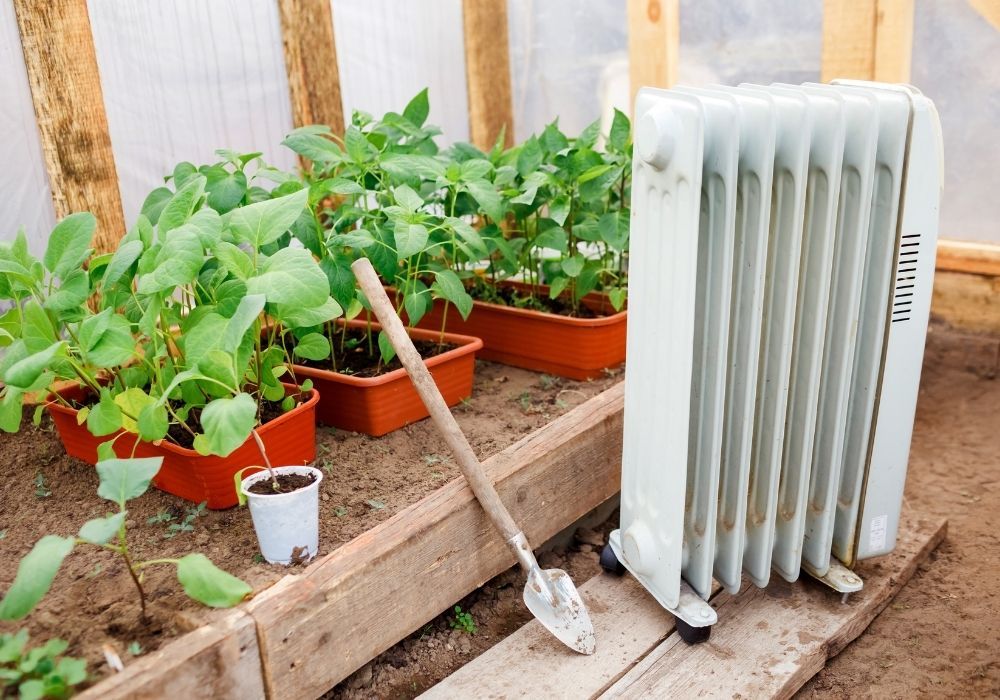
[351,258,521,542]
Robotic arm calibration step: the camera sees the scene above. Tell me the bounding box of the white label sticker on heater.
[869,515,888,550]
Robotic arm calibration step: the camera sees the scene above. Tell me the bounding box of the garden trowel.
[351,258,596,655]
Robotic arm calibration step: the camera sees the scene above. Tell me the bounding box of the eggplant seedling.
[0,457,251,622]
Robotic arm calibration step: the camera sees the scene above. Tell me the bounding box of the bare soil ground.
[0,361,619,686]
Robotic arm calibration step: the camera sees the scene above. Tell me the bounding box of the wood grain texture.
[13,0,125,253]
[77,610,264,700]
[932,270,1000,334]
[627,0,679,108]
[278,0,344,134]
[422,576,720,699]
[821,0,914,82]
[601,512,947,699]
[969,0,1000,31]
[246,382,624,699]
[936,239,1000,277]
[462,0,514,150]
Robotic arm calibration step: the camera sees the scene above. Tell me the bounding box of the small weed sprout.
[126,641,143,657]
[34,473,51,499]
[449,606,477,634]
[0,629,87,699]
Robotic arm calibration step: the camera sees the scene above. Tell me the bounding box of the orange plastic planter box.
[47,383,319,509]
[415,282,627,380]
[291,319,482,437]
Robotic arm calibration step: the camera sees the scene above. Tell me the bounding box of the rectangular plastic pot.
[46,383,319,509]
[291,319,482,437]
[415,281,627,380]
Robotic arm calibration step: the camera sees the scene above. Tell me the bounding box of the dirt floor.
[0,360,619,685]
[329,320,1000,699]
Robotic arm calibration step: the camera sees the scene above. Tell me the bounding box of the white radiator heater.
[604,81,943,640]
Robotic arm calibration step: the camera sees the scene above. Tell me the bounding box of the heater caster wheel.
[599,544,626,575]
[675,616,712,644]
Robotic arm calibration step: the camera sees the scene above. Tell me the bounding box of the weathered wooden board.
[627,0,679,106]
[245,382,624,699]
[936,240,1000,277]
[421,576,719,700]
[821,0,914,83]
[76,610,264,700]
[13,0,125,252]
[601,513,946,699]
[932,270,1000,334]
[461,0,514,150]
[278,0,344,134]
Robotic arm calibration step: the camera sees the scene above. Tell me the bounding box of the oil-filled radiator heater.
[603,81,943,641]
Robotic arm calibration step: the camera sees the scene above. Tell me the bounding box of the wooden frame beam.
[461,0,515,150]
[13,0,125,253]
[277,0,344,135]
[627,0,680,110]
[821,0,915,83]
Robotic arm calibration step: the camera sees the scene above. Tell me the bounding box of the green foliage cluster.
[448,605,477,634]
[0,630,86,700]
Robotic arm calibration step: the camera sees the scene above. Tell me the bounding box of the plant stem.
[251,428,280,488]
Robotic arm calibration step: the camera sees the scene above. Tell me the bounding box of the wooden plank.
[821,0,913,83]
[13,0,125,253]
[627,0,680,107]
[601,512,947,699]
[461,0,514,150]
[277,0,344,135]
[245,382,623,698]
[969,0,1000,32]
[422,576,721,699]
[932,270,1000,334]
[77,610,264,700]
[936,239,1000,277]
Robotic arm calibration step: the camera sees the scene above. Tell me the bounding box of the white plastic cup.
[241,466,323,565]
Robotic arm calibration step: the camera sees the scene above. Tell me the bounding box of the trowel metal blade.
[522,567,596,655]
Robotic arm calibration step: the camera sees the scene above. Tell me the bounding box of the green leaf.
[0,341,65,390]
[78,512,126,545]
[402,88,430,127]
[576,119,601,149]
[432,269,473,320]
[226,187,308,248]
[561,255,585,277]
[393,185,424,213]
[101,240,144,290]
[175,554,251,608]
[140,187,173,225]
[282,126,342,164]
[86,391,123,437]
[393,222,429,260]
[293,333,331,361]
[609,108,631,151]
[548,276,570,299]
[183,207,224,248]
[204,165,248,213]
[222,294,266,353]
[83,314,135,367]
[245,248,329,307]
[549,195,571,226]
[42,269,89,312]
[158,176,207,235]
[516,136,543,178]
[96,457,163,507]
[0,536,75,620]
[44,213,96,278]
[114,387,156,433]
[196,394,256,457]
[380,154,446,181]
[459,159,493,182]
[273,297,343,329]
[137,403,169,442]
[464,180,504,222]
[0,389,24,432]
[608,287,627,311]
[136,228,204,294]
[377,330,396,364]
[533,225,568,253]
[212,241,255,280]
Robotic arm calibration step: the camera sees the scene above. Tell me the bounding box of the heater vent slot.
[891,233,921,323]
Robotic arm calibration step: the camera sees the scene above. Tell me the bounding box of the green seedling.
[365,499,386,511]
[34,473,51,499]
[163,502,207,539]
[449,606,477,634]
[0,457,251,621]
[333,506,348,517]
[0,630,87,700]
[126,642,143,657]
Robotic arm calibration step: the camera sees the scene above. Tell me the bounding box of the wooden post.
[462,0,515,150]
[627,0,680,110]
[821,0,915,83]
[277,0,344,135]
[13,0,126,253]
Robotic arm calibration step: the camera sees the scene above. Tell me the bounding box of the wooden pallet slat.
[13,0,126,253]
[821,0,915,83]
[461,0,515,150]
[277,0,345,135]
[627,0,680,108]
